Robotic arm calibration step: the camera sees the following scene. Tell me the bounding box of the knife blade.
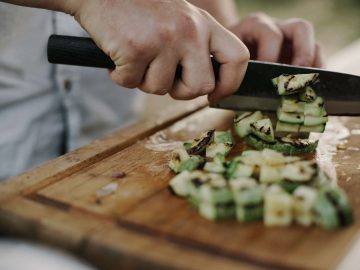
[210,61,360,116]
[47,35,360,115]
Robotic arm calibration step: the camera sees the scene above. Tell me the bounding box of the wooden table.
[0,42,360,270]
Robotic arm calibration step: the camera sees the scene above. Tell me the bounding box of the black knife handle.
[48,35,115,69]
[47,35,220,79]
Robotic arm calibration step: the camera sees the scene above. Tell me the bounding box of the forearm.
[0,0,73,13]
[189,0,240,28]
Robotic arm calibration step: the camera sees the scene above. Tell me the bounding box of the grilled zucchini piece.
[299,86,317,103]
[169,171,192,197]
[313,186,354,229]
[206,131,234,158]
[250,118,275,143]
[234,111,263,138]
[169,149,204,173]
[199,201,236,220]
[245,135,318,155]
[293,186,317,226]
[199,177,233,204]
[281,161,317,182]
[280,98,305,113]
[277,108,304,124]
[273,73,319,95]
[304,115,328,126]
[264,185,293,226]
[299,124,326,133]
[259,166,283,184]
[204,154,226,174]
[226,159,254,179]
[187,130,215,155]
[275,121,300,133]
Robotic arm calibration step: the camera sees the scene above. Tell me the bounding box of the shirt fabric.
[0,3,143,179]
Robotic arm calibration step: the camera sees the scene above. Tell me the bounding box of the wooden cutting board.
[0,97,360,270]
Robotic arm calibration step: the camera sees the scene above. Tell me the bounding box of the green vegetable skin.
[245,135,318,155]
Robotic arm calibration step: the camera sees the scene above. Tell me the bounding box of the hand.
[67,0,249,101]
[230,13,325,68]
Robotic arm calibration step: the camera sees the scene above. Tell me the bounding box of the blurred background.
[235,0,360,55]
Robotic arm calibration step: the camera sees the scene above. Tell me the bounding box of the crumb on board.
[95,182,119,204]
[112,171,126,179]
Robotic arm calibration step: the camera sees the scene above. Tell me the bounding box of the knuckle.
[157,24,176,44]
[114,71,139,88]
[126,39,149,60]
[142,84,168,95]
[177,12,201,40]
[292,19,314,31]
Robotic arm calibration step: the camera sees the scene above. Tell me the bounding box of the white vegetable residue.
[96,182,118,199]
[311,117,350,184]
[143,131,183,152]
[351,129,360,135]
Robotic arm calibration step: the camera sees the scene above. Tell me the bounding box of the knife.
[47,35,360,116]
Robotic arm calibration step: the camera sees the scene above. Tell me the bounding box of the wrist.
[59,0,85,15]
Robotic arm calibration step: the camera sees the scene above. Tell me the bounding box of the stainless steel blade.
[210,60,360,115]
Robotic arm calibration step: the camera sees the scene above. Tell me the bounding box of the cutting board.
[0,96,360,270]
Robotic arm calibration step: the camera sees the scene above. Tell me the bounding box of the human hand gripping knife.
[47,35,360,115]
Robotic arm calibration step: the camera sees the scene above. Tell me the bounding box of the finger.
[139,51,179,95]
[109,62,148,89]
[169,50,215,100]
[256,26,284,62]
[278,19,316,67]
[313,43,326,68]
[208,24,249,102]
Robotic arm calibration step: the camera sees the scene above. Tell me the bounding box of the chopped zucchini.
[293,186,317,226]
[304,115,328,126]
[259,166,283,184]
[280,98,305,113]
[206,131,234,158]
[199,201,236,220]
[199,177,233,204]
[187,130,215,155]
[279,180,302,194]
[169,149,204,173]
[226,159,254,179]
[234,111,263,138]
[264,185,293,226]
[274,73,319,95]
[299,86,317,103]
[204,154,226,174]
[277,108,304,124]
[299,124,326,133]
[169,171,192,197]
[250,118,275,143]
[304,104,324,117]
[236,205,263,223]
[245,135,318,155]
[188,171,213,203]
[313,186,354,229]
[275,121,300,133]
[281,161,317,182]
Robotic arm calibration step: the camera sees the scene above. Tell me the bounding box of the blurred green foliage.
[235,0,360,55]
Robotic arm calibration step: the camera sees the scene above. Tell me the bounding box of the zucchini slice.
[259,166,283,184]
[293,186,317,226]
[206,131,234,158]
[313,186,354,229]
[281,161,317,182]
[199,201,236,220]
[169,149,204,173]
[280,98,305,113]
[274,73,319,95]
[169,171,192,197]
[264,185,293,226]
[245,135,318,155]
[226,160,254,179]
[234,111,263,138]
[250,118,275,143]
[299,124,326,133]
[275,121,300,133]
[277,108,304,124]
[187,130,215,155]
[199,177,233,204]
[299,86,317,103]
[204,154,226,174]
[304,115,328,127]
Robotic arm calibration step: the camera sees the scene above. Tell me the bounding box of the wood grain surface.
[0,106,359,270]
